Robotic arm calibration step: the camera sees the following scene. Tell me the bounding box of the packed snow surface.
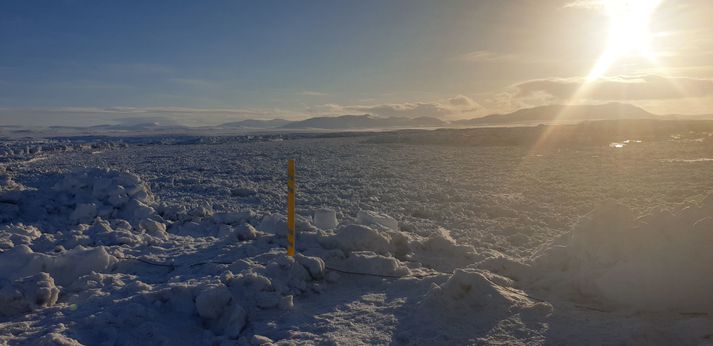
[1,133,713,345]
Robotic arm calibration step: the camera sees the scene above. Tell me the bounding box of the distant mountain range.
[28,103,710,136]
[220,119,293,129]
[451,102,656,126]
[277,115,445,129]
[48,122,186,132]
[215,102,659,130]
[215,115,446,130]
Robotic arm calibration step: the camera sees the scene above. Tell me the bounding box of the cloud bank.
[514,75,713,101]
[307,95,481,119]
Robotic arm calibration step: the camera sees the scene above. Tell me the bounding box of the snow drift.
[520,196,713,312]
[0,272,59,317]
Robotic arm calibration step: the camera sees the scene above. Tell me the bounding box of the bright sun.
[587,0,663,81]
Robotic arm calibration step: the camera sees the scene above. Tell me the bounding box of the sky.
[1,0,713,126]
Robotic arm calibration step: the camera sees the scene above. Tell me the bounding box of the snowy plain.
[1,127,713,345]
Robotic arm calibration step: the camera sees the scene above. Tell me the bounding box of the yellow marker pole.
[287,159,296,256]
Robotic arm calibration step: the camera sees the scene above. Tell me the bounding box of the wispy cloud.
[563,0,606,10]
[297,90,328,96]
[168,78,220,89]
[99,62,175,76]
[450,50,555,66]
[452,50,517,63]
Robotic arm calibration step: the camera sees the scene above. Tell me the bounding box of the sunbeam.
[587,0,663,81]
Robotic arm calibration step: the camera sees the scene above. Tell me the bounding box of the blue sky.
[1,0,713,125]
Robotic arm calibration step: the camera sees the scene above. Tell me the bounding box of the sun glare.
[587,0,663,81]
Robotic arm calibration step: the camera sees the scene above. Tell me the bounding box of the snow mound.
[210,210,256,225]
[195,284,233,320]
[257,213,315,236]
[313,208,338,229]
[258,254,318,295]
[0,175,25,192]
[231,223,260,241]
[171,217,260,239]
[530,197,713,312]
[0,176,25,222]
[250,335,275,346]
[411,228,477,272]
[356,210,399,231]
[0,244,116,286]
[0,272,59,317]
[165,205,262,238]
[0,223,41,251]
[321,224,393,255]
[425,268,551,316]
[295,253,325,280]
[2,168,160,230]
[317,214,484,276]
[334,251,411,277]
[36,333,83,346]
[53,168,158,226]
[83,218,148,246]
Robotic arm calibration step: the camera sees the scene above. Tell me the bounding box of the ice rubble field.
[1,134,713,345]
